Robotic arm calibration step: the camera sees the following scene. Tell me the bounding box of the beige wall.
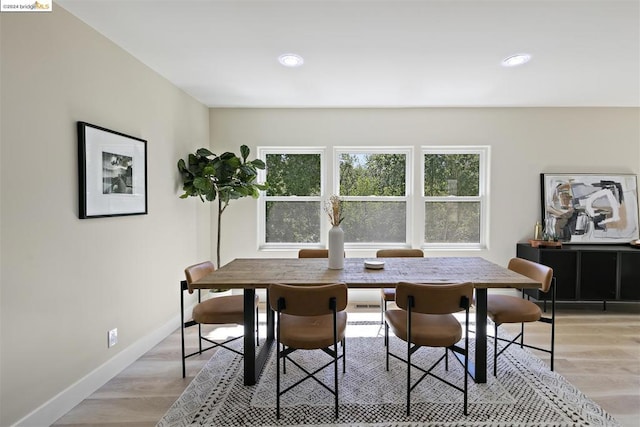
[210,107,640,267]
[0,7,210,426]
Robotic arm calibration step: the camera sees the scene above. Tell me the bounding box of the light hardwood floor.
[53,304,640,427]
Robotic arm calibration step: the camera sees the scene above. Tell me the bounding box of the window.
[258,145,488,251]
[259,148,324,247]
[336,148,412,245]
[422,146,489,249]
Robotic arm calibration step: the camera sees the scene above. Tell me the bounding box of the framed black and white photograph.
[78,121,147,218]
[541,173,639,244]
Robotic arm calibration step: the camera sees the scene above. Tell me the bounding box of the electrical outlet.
[108,328,118,348]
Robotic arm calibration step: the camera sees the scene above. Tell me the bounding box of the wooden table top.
[191,257,541,290]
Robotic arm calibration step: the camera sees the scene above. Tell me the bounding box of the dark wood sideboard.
[516,243,640,307]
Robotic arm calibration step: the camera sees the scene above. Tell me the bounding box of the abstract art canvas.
[541,173,639,244]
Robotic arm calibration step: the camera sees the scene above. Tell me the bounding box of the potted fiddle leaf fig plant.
[177,145,267,270]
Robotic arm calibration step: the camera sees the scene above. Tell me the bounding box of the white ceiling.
[57,0,640,108]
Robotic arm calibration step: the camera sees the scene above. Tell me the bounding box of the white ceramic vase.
[328,225,344,269]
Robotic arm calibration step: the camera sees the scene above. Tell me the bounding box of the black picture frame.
[540,173,639,244]
[78,121,147,219]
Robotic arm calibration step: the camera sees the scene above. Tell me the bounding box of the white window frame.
[257,147,326,250]
[334,146,414,249]
[421,146,490,250]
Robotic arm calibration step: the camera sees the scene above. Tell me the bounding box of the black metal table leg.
[474,288,487,383]
[244,288,274,385]
[265,288,274,340]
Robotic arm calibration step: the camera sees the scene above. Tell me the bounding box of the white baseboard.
[13,312,183,427]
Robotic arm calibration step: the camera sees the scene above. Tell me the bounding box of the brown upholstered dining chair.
[377,249,424,324]
[298,249,329,258]
[486,257,555,376]
[180,261,259,378]
[269,282,348,419]
[385,282,473,416]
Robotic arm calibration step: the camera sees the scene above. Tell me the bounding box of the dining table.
[190,256,541,386]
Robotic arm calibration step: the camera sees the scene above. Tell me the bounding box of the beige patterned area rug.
[157,325,618,427]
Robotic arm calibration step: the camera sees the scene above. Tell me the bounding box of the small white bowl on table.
[364,260,385,270]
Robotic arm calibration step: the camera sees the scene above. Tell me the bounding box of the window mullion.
[423,196,481,202]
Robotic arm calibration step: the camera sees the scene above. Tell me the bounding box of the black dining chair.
[486,257,555,375]
[269,282,348,419]
[376,249,424,324]
[180,261,259,377]
[385,281,473,415]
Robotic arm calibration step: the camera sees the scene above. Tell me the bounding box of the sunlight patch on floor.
[202,309,479,341]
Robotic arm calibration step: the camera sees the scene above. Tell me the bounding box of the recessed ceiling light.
[501,53,532,67]
[278,53,304,67]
